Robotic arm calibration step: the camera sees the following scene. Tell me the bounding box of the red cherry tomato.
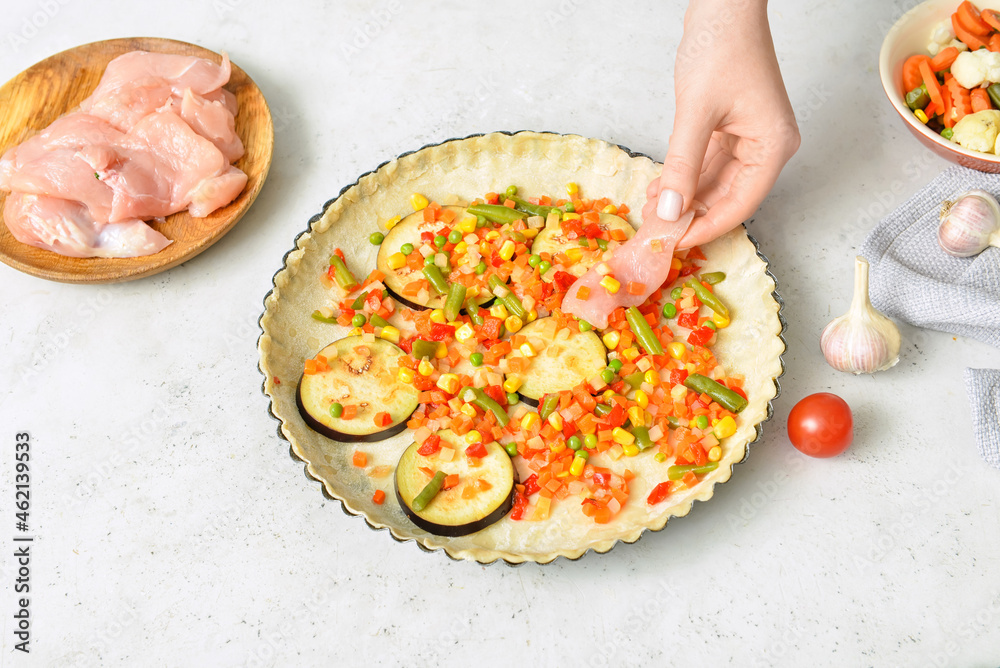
[787,393,854,458]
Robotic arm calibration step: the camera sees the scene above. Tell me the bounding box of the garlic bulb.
[820,256,900,374]
[938,189,1000,257]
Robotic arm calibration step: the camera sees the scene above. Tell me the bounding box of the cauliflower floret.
[950,49,1000,88]
[953,110,1000,153]
[931,20,955,45]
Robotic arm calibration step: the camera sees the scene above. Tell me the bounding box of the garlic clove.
[938,189,1000,257]
[821,256,901,375]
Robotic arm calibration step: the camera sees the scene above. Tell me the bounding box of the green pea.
[351,313,366,328]
[575,449,590,461]
[505,442,518,457]
[941,127,955,140]
[369,232,384,245]
[567,436,582,451]
[705,321,717,331]
[505,185,518,199]
[694,415,709,429]
[527,254,542,268]
[475,261,487,275]
[447,229,462,244]
[424,255,436,266]
[538,260,552,275]
[583,434,598,449]
[506,392,519,405]
[329,402,343,418]
[433,235,447,249]
[600,368,615,384]
[469,352,484,367]
[670,286,684,300]
[400,242,414,255]
[654,452,667,463]
[565,202,576,213]
[579,320,592,332]
[662,303,677,319]
[609,359,623,373]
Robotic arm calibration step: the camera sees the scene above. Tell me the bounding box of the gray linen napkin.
[860,165,1000,469]
[963,368,1000,469]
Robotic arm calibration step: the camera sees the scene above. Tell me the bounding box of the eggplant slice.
[377,205,494,310]
[531,212,635,282]
[508,316,607,405]
[395,431,516,537]
[297,336,419,442]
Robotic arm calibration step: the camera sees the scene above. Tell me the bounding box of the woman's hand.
[643,0,800,248]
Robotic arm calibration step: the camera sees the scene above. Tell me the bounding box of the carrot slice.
[919,60,944,111]
[953,12,989,50]
[931,46,960,72]
[990,32,1000,52]
[959,1,992,35]
[983,8,1000,32]
[972,87,992,112]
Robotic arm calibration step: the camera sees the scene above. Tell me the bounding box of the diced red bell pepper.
[479,316,503,341]
[607,404,626,429]
[687,327,714,346]
[647,481,673,505]
[677,312,699,329]
[465,442,488,459]
[522,473,541,496]
[669,369,689,385]
[593,471,611,487]
[365,291,381,312]
[417,435,442,456]
[509,489,528,520]
[484,384,508,406]
[428,323,455,341]
[553,271,576,291]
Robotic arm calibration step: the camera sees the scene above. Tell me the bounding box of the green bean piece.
[596,238,608,251]
[989,83,1000,110]
[370,314,389,328]
[539,394,560,421]
[632,426,655,451]
[941,127,955,140]
[467,204,528,225]
[701,271,726,285]
[624,372,645,389]
[594,403,612,417]
[510,195,556,218]
[667,462,719,481]
[667,415,683,428]
[505,442,518,457]
[411,339,438,360]
[463,387,510,427]
[423,265,449,295]
[475,261,487,275]
[311,310,337,324]
[411,471,447,512]
[905,83,929,111]
[487,275,526,319]
[466,306,484,327]
[626,306,664,355]
[683,373,747,413]
[329,256,358,290]
[444,283,467,322]
[686,277,729,318]
[350,291,369,310]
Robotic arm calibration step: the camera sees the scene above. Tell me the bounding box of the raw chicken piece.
[561,211,695,329]
[187,165,247,217]
[5,148,115,222]
[3,192,170,258]
[177,88,244,162]
[79,51,232,132]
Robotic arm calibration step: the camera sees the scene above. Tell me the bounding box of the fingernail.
[656,189,683,221]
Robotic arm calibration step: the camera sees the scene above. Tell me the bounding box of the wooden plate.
[0,37,273,283]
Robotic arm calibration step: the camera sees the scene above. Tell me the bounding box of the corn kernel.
[671,257,683,271]
[602,331,620,350]
[565,247,584,263]
[710,311,731,329]
[387,252,407,269]
[503,376,523,393]
[398,367,415,383]
[453,241,468,255]
[563,212,581,221]
[410,193,429,210]
[379,325,400,343]
[627,406,645,428]
[519,342,536,357]
[600,276,621,294]
[622,443,639,457]
[612,427,635,446]
[550,440,567,454]
[430,309,446,324]
[713,415,737,440]
[566,182,579,196]
[620,346,640,362]
[466,430,483,444]
[499,239,516,261]
[914,108,929,124]
[635,390,649,409]
[384,214,402,230]
[455,323,475,343]
[547,411,564,430]
[667,342,687,360]
[457,215,478,234]
[522,228,538,240]
[602,389,616,402]
[521,412,540,431]
[644,370,659,386]
[489,304,509,319]
[505,315,523,334]
[460,402,478,418]
[349,327,363,337]
[435,342,448,359]
[418,359,434,376]
[479,241,491,255]
[467,286,481,299]
[526,309,538,323]
[436,373,460,394]
[485,230,500,241]
[569,456,585,476]
[708,445,722,462]
[602,204,618,214]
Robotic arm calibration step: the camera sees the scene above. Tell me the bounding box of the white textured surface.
[0,1,998,666]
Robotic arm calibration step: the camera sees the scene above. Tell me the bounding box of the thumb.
[655,108,715,222]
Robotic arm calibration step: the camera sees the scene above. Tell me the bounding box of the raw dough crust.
[258,132,785,564]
